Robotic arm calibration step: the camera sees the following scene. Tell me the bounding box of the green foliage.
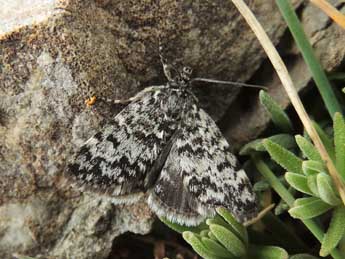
[302,160,326,175]
[259,90,293,133]
[209,224,246,257]
[263,139,303,174]
[216,207,248,244]
[317,173,341,206]
[178,208,289,259]
[295,135,322,161]
[251,154,295,206]
[201,236,234,258]
[183,232,222,259]
[289,197,333,219]
[247,91,345,259]
[240,134,296,155]
[307,174,320,197]
[320,206,345,257]
[334,113,345,181]
[285,173,313,195]
[247,245,289,259]
[312,121,335,161]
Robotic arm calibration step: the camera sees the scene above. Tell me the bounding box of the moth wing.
[66,87,184,202]
[148,103,257,226]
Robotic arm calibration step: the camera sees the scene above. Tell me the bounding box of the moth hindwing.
[66,66,258,226]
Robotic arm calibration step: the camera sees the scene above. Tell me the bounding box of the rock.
[50,195,153,259]
[0,0,329,258]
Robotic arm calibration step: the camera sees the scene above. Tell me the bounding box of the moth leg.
[85,85,168,107]
[111,88,153,104]
[159,52,174,82]
[112,85,168,104]
[85,95,135,106]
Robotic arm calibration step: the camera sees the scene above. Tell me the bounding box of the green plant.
[245,91,345,258]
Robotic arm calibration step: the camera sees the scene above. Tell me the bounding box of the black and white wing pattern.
[148,99,257,226]
[66,87,186,203]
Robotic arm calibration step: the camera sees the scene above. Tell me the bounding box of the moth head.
[181,66,193,81]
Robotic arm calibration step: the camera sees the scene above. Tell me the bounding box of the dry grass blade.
[231,0,345,205]
[310,0,345,29]
[244,203,275,227]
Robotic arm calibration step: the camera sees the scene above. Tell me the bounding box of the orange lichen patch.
[85,96,97,107]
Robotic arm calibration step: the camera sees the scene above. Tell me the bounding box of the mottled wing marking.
[67,87,186,200]
[149,101,257,225]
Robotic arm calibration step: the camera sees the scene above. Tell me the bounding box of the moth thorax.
[173,76,188,88]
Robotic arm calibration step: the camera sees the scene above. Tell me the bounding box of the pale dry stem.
[310,0,345,29]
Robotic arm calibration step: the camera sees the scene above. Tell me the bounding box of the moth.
[66,53,258,226]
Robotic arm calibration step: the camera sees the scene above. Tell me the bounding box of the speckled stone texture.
[1,0,344,258]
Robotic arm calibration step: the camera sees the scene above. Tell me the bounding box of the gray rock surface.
[1,0,343,258]
[50,195,153,259]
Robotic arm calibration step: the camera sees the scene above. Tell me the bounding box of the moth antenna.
[191,77,267,90]
[158,40,180,82]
